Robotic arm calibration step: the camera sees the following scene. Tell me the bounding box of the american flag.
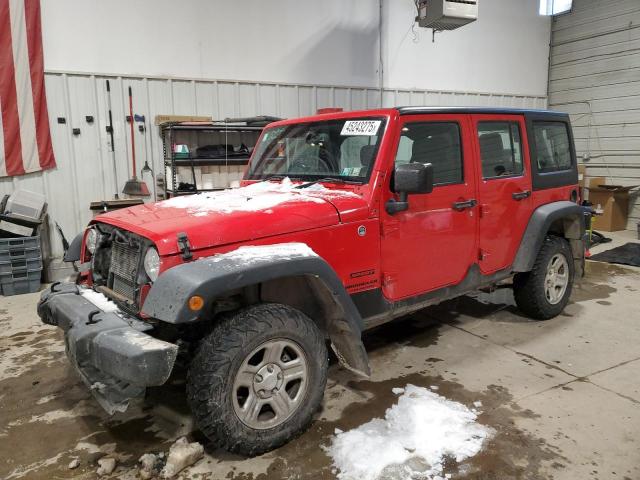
[0,0,55,177]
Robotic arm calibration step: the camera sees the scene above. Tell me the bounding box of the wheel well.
[548,214,582,240]
[513,203,585,275]
[259,275,332,334]
[539,213,584,278]
[206,275,371,377]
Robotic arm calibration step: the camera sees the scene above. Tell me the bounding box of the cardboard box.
[588,184,639,232]
[587,176,607,190]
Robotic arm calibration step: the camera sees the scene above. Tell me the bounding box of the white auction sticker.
[341,120,381,136]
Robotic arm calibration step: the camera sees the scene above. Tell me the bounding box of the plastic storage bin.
[0,246,41,263]
[0,267,41,295]
[4,190,46,221]
[0,235,42,296]
[0,236,40,252]
[0,255,42,275]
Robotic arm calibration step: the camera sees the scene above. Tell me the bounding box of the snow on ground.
[157,177,360,217]
[326,384,492,480]
[205,242,317,266]
[79,288,120,313]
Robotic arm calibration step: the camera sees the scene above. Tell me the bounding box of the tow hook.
[86,310,101,325]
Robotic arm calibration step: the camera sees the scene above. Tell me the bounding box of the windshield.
[245,118,386,183]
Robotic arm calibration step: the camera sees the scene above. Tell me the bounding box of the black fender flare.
[512,201,585,273]
[143,243,370,377]
[64,233,83,263]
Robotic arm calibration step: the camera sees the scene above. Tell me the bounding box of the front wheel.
[513,235,575,320]
[186,303,328,456]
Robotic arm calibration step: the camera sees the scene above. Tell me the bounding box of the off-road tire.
[186,303,328,456]
[513,235,574,320]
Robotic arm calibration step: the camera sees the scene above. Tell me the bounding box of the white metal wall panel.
[548,0,640,230]
[0,71,545,259]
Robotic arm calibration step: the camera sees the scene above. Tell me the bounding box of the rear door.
[380,114,479,300]
[473,114,532,274]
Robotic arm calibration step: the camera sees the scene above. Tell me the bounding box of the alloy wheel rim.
[544,253,569,305]
[232,338,308,430]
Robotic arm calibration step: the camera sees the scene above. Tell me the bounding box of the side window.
[477,121,523,179]
[395,122,463,185]
[533,122,572,172]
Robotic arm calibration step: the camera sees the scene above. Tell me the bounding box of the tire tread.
[186,303,327,456]
[513,235,574,320]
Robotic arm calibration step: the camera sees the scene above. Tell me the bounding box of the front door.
[380,114,479,301]
[472,114,533,274]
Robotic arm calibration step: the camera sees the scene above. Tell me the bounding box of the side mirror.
[386,162,434,215]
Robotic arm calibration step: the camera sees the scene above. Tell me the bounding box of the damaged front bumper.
[37,283,178,414]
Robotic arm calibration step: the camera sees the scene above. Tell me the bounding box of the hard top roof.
[396,106,566,116]
[266,107,567,128]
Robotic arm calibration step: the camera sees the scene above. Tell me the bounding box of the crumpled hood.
[95,180,369,255]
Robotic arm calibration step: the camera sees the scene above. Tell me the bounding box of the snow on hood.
[157,177,357,217]
[98,178,367,255]
[326,384,493,480]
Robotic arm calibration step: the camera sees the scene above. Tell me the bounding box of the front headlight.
[85,228,98,254]
[144,247,160,282]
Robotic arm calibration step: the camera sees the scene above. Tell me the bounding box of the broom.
[122,86,150,197]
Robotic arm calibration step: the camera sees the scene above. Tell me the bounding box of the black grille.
[109,240,140,302]
[113,275,136,300]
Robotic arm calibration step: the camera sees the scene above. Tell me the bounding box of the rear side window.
[395,122,463,185]
[477,122,523,179]
[533,122,572,172]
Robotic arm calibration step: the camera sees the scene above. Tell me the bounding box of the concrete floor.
[1,231,639,479]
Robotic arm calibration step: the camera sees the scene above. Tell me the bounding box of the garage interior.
[1,0,639,479]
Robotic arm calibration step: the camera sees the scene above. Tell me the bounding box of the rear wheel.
[513,236,574,320]
[187,303,328,455]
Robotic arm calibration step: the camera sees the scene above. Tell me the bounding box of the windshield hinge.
[177,232,193,261]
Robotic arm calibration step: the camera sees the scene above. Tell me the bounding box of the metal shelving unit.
[160,117,279,197]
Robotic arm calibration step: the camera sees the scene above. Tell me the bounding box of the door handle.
[512,190,531,201]
[452,199,477,211]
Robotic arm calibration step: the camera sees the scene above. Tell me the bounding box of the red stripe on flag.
[0,0,25,176]
[24,0,55,171]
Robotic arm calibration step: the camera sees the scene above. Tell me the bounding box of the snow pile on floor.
[139,452,162,479]
[96,457,116,476]
[327,384,492,480]
[159,437,204,479]
[80,288,119,313]
[205,242,316,266]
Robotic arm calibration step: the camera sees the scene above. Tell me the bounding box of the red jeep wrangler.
[39,107,584,455]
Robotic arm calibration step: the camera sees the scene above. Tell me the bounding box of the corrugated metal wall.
[0,71,546,259]
[548,0,640,229]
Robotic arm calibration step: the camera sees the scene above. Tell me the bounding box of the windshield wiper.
[264,174,287,182]
[296,177,362,189]
[262,174,302,182]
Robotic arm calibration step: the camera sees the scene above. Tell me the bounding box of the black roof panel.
[396,106,567,117]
